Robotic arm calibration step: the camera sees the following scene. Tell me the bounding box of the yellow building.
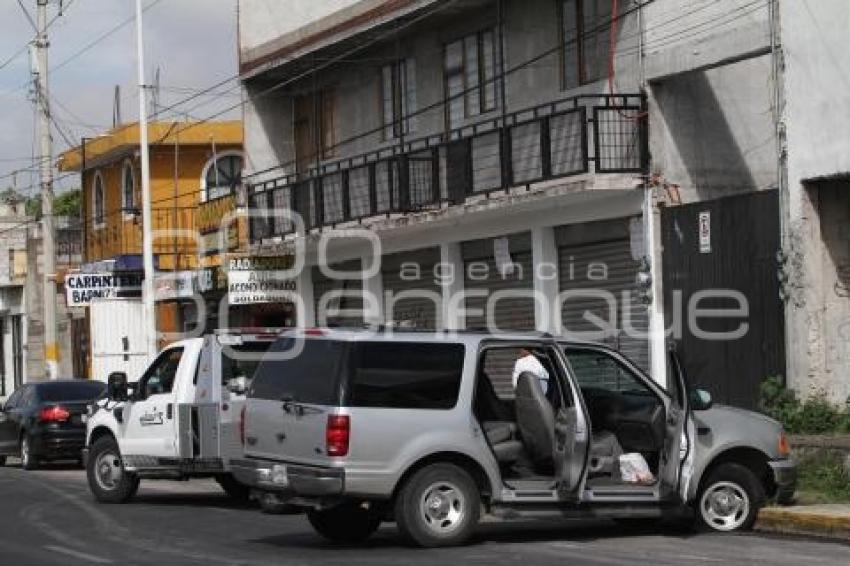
[58,121,249,343]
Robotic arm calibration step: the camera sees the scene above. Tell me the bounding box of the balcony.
[247,93,647,241]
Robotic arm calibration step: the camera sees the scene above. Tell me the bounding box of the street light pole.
[135,0,157,358]
[35,0,59,379]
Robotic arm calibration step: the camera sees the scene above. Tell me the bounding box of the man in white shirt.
[512,348,550,395]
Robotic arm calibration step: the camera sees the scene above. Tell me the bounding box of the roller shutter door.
[382,247,441,328]
[312,259,364,327]
[463,233,535,397]
[556,218,650,371]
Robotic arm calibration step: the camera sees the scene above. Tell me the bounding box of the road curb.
[757,507,850,540]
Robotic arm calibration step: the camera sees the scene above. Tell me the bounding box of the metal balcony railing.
[247,93,647,241]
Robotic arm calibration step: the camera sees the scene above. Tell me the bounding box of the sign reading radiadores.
[227,255,297,305]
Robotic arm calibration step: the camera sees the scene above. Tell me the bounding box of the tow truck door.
[122,342,199,460]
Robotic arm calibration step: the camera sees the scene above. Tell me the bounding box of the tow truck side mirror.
[107,372,130,402]
[226,376,250,396]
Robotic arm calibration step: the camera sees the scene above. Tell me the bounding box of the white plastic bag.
[619,453,654,484]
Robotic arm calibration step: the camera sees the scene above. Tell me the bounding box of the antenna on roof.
[112,85,121,127]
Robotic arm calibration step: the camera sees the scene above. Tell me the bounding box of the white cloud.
[0,0,240,194]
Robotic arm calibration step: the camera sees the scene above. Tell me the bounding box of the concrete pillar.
[644,187,668,388]
[296,266,315,327]
[531,226,560,334]
[440,242,464,330]
[362,256,385,325]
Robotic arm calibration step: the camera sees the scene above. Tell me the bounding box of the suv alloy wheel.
[20,435,37,470]
[696,462,765,532]
[394,463,481,547]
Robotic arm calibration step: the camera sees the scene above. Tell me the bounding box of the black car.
[0,380,106,469]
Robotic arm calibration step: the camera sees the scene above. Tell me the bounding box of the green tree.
[25,188,81,219]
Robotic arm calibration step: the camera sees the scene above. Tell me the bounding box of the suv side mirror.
[226,375,250,396]
[690,388,713,411]
[107,372,130,402]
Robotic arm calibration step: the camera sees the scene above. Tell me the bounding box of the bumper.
[230,458,344,497]
[769,459,797,504]
[30,429,86,461]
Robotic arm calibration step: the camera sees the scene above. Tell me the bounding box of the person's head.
[518,347,532,359]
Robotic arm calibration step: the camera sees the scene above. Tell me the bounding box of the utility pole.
[135,0,157,358]
[35,0,59,379]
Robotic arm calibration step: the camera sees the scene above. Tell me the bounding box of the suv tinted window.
[38,381,106,402]
[250,338,345,404]
[346,342,465,409]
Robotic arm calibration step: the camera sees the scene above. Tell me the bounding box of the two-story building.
[237,0,849,407]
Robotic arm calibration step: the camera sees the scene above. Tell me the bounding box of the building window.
[92,171,105,228]
[202,151,244,202]
[121,160,136,213]
[294,88,337,173]
[444,29,499,128]
[381,59,416,140]
[562,0,615,90]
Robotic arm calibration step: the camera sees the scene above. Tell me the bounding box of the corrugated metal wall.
[556,218,650,371]
[382,247,441,328]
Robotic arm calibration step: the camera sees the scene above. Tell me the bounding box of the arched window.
[92,171,105,226]
[122,160,135,212]
[201,151,243,202]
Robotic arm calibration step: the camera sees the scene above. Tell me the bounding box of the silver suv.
[232,329,796,547]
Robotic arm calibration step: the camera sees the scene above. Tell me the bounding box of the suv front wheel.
[394,463,480,547]
[696,462,765,532]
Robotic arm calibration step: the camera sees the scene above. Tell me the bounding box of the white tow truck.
[83,329,277,503]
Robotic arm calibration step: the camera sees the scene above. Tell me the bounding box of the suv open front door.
[552,347,590,499]
[659,346,695,501]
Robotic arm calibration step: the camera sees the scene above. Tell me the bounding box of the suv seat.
[515,372,555,467]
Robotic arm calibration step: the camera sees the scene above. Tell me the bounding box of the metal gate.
[556,218,650,371]
[662,190,784,409]
[382,247,441,328]
[312,259,365,327]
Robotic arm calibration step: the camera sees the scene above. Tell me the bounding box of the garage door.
[463,233,535,398]
[382,247,441,328]
[556,218,650,371]
[312,259,364,327]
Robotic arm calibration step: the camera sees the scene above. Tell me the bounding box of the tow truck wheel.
[86,436,140,504]
[306,503,382,544]
[215,474,251,502]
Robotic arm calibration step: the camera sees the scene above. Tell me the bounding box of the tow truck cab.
[83,329,277,503]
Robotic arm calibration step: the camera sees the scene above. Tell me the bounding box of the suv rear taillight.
[239,406,246,445]
[326,415,350,457]
[39,406,71,423]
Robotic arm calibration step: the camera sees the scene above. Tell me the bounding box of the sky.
[0,0,240,197]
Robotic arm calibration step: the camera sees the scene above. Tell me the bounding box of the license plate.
[271,464,289,486]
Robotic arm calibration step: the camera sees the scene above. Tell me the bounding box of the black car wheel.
[0,455,6,467]
[86,436,139,503]
[306,503,382,544]
[696,463,765,532]
[394,463,480,548]
[20,435,38,471]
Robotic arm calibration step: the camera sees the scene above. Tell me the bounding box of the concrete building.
[236,0,849,406]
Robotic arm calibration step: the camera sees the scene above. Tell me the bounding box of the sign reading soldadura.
[227,255,297,304]
[65,272,143,307]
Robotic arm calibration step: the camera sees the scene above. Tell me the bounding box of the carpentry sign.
[227,255,298,304]
[65,272,143,307]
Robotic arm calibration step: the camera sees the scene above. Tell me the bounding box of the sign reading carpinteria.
[65,272,143,307]
[226,255,297,305]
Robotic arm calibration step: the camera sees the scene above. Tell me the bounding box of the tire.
[86,436,139,504]
[394,463,481,548]
[215,474,251,502]
[696,462,765,532]
[20,435,38,471]
[306,503,382,544]
[0,455,6,467]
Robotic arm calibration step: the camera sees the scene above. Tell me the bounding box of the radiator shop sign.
[227,255,297,305]
[65,272,143,307]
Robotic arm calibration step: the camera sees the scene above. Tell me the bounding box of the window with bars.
[444,29,499,128]
[561,0,615,90]
[381,59,416,140]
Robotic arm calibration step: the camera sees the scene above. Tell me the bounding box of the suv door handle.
[166,404,173,420]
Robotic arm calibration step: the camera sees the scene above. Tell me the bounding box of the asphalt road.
[1,460,848,566]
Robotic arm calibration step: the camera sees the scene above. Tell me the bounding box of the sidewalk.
[757,505,850,540]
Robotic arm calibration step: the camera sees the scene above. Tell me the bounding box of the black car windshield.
[37,381,106,402]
